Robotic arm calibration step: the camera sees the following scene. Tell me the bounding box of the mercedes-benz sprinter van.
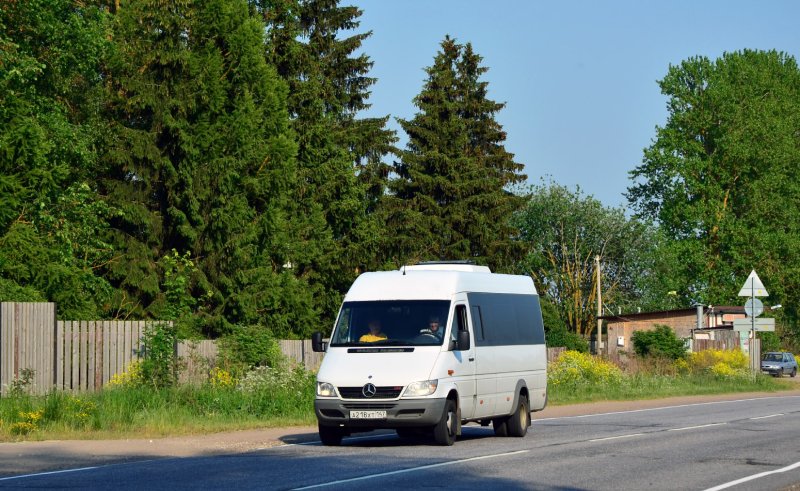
[311,262,547,446]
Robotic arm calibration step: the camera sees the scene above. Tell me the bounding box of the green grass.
[548,372,794,406]
[0,370,317,442]
[0,370,795,442]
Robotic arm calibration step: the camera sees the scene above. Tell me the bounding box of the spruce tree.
[0,0,115,316]
[260,0,396,326]
[100,0,311,335]
[388,37,525,270]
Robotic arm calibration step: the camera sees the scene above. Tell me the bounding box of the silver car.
[761,352,798,377]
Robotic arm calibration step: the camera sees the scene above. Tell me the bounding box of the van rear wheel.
[433,399,457,446]
[492,417,509,437]
[507,394,530,437]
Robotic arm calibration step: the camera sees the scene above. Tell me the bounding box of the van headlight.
[403,379,438,397]
[316,381,338,397]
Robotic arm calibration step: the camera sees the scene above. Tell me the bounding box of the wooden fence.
[57,320,150,392]
[0,303,324,394]
[4,302,758,394]
[1,302,56,396]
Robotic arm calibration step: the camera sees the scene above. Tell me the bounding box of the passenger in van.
[359,320,387,342]
[419,316,443,340]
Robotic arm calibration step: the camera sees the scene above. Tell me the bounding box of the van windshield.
[330,300,450,347]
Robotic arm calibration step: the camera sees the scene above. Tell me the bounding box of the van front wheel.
[318,424,343,446]
[433,399,457,446]
[507,394,530,437]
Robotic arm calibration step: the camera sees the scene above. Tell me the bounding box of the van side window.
[470,306,484,341]
[456,304,469,333]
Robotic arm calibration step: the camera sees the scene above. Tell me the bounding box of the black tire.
[791,368,797,378]
[492,417,509,437]
[507,394,530,437]
[396,427,421,439]
[433,399,457,446]
[318,424,343,446]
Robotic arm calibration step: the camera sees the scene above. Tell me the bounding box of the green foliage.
[139,322,180,389]
[1,374,317,440]
[540,295,589,351]
[261,0,397,331]
[631,325,688,360]
[0,0,115,316]
[99,0,313,336]
[546,325,590,352]
[513,183,656,337]
[688,349,749,379]
[548,351,623,388]
[759,332,782,353]
[628,50,800,336]
[219,325,284,373]
[387,36,525,270]
[7,368,36,398]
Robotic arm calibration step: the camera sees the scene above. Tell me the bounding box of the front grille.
[342,403,396,410]
[338,386,402,399]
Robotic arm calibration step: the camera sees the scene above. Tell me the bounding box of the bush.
[545,323,589,353]
[219,324,283,374]
[548,350,623,387]
[689,349,749,378]
[632,325,687,360]
[139,321,181,388]
[106,361,144,388]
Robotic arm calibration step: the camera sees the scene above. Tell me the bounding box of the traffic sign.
[744,298,763,317]
[738,270,768,297]
[733,318,775,332]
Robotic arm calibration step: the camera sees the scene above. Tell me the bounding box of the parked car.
[761,352,798,377]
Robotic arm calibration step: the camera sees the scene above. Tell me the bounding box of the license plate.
[349,410,386,419]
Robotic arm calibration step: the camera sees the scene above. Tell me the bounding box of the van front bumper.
[315,397,446,428]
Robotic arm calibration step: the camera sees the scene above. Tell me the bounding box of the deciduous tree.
[512,183,653,338]
[627,50,800,342]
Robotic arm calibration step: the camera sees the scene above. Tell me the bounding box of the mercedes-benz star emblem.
[362,383,377,398]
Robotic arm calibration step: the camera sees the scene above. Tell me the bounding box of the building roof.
[598,306,745,322]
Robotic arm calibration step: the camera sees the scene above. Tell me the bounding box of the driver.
[420,316,443,340]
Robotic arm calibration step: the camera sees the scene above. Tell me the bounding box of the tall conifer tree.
[100,0,312,335]
[260,0,396,324]
[389,37,525,270]
[0,0,115,317]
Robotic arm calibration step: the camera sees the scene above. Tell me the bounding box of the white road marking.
[749,413,784,420]
[667,423,727,432]
[0,466,98,481]
[535,395,800,423]
[703,460,800,491]
[590,433,645,442]
[292,450,529,489]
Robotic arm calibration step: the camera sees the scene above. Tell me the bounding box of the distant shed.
[600,306,746,356]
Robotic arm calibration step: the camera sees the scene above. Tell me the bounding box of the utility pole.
[595,255,602,355]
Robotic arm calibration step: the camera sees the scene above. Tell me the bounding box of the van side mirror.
[311,331,327,352]
[456,330,470,351]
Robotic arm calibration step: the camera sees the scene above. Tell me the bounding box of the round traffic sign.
[744,298,763,317]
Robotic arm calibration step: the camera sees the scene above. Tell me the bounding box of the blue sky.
[350,0,800,207]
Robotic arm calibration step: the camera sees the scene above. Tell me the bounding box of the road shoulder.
[2,388,799,478]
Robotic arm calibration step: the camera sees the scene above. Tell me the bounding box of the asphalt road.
[1,395,799,490]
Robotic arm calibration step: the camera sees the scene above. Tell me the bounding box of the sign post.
[738,270,768,373]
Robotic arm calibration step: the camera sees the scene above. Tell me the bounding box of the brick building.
[600,306,746,356]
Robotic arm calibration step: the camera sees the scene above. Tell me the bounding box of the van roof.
[402,263,491,273]
[344,269,537,302]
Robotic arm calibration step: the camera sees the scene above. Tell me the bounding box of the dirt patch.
[2,388,799,478]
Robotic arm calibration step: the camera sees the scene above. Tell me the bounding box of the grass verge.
[547,372,794,406]
[0,365,795,442]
